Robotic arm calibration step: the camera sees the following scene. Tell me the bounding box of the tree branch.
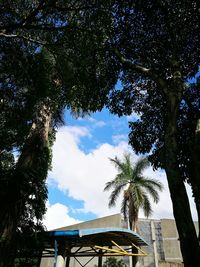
[0,32,46,45]
[113,48,168,89]
[0,22,80,34]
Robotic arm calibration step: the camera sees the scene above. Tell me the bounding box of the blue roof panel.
[47,227,148,246]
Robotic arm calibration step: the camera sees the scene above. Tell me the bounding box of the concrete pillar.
[151,221,158,267]
[56,255,65,267]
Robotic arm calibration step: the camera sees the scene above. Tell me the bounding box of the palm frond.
[109,156,124,171]
[121,192,129,222]
[104,173,128,191]
[142,193,153,218]
[124,153,132,174]
[108,182,126,208]
[139,178,163,203]
[104,179,117,191]
[143,178,163,191]
[145,185,160,203]
[130,185,143,209]
[109,155,132,178]
[132,157,150,178]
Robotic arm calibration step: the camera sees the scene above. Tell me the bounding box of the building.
[40,214,198,267]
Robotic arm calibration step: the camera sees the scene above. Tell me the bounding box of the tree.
[106,1,200,266]
[104,154,163,267]
[104,155,163,231]
[0,1,119,266]
[0,50,58,267]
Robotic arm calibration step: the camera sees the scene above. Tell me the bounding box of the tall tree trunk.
[189,119,200,240]
[0,102,52,267]
[164,91,200,267]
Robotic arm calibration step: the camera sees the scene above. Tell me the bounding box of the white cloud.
[48,126,131,218]
[112,134,128,144]
[88,117,106,128]
[64,125,92,142]
[93,120,106,128]
[43,202,81,230]
[46,125,197,229]
[76,116,106,128]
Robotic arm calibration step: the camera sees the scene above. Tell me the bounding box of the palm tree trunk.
[164,90,200,267]
[0,101,52,267]
[129,210,138,267]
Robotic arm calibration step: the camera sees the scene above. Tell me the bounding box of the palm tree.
[104,154,163,232]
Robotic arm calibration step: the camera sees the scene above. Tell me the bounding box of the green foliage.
[14,228,45,267]
[14,258,39,267]
[0,1,119,264]
[106,0,199,178]
[102,257,127,267]
[94,257,127,267]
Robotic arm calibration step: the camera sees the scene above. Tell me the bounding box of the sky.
[43,108,197,230]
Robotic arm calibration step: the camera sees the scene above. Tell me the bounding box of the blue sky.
[64,109,130,151]
[44,108,197,230]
